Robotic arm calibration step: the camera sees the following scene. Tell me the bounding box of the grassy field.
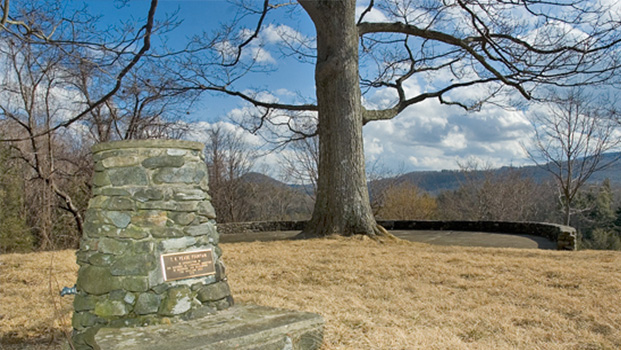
[1,237,620,349]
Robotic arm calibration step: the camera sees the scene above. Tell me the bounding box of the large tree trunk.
[299,0,389,238]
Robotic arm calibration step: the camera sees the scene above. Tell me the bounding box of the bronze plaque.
[160,249,215,282]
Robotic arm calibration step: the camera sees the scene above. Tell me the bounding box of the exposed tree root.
[370,223,399,243]
[294,222,399,243]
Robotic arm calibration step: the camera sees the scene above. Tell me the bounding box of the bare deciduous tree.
[70,61,192,143]
[0,32,88,248]
[173,0,621,239]
[0,0,162,142]
[526,90,621,225]
[375,183,437,220]
[0,0,165,249]
[438,163,552,222]
[203,123,257,222]
[281,136,318,197]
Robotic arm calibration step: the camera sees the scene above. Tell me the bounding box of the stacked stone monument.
[72,140,233,348]
[72,139,323,350]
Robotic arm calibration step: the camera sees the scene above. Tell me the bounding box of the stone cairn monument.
[72,140,231,347]
[72,140,323,350]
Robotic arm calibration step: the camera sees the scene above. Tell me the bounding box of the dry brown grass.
[0,250,76,348]
[1,237,621,349]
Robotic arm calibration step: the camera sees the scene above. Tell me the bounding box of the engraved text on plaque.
[160,249,216,281]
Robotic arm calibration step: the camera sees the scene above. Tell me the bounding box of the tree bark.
[298,0,388,238]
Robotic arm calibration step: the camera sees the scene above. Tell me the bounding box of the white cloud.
[355,6,389,23]
[275,88,296,97]
[249,46,275,63]
[441,128,468,150]
[231,24,312,67]
[214,40,237,61]
[519,19,590,49]
[262,24,310,45]
[362,86,534,172]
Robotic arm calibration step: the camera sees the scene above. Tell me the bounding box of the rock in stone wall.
[72,140,233,349]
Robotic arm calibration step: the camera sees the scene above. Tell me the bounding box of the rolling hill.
[388,152,621,194]
[242,152,621,195]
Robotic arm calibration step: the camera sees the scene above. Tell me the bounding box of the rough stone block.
[135,293,162,315]
[158,236,197,251]
[158,286,194,316]
[132,211,168,227]
[134,188,166,202]
[72,311,102,329]
[105,197,135,211]
[197,281,230,302]
[108,167,149,186]
[74,294,98,312]
[100,188,132,196]
[167,149,187,156]
[94,299,129,317]
[124,292,136,305]
[104,211,132,229]
[142,156,185,169]
[88,196,109,209]
[173,189,206,201]
[98,237,129,254]
[92,171,111,187]
[152,165,205,184]
[102,156,140,168]
[197,202,216,219]
[136,200,199,211]
[151,227,185,238]
[89,253,113,266]
[77,265,121,295]
[114,225,150,239]
[121,276,150,292]
[171,212,196,226]
[95,305,324,350]
[110,254,155,276]
[185,222,216,237]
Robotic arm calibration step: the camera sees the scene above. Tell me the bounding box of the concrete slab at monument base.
[94,305,324,350]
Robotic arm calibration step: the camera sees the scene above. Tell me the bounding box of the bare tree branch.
[0,0,160,142]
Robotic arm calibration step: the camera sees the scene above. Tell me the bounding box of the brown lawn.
[1,237,620,349]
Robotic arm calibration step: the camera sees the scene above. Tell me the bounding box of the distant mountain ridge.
[241,152,621,195]
[392,152,621,193]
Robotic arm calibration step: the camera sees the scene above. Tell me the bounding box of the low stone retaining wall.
[218,220,577,251]
[218,221,306,234]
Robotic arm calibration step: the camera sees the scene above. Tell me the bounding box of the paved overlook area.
[220,230,558,250]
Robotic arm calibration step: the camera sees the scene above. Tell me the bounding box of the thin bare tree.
[202,123,257,222]
[281,136,318,198]
[526,90,621,225]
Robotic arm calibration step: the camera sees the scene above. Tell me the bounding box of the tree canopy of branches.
[0,0,192,249]
[0,0,165,141]
[170,0,621,239]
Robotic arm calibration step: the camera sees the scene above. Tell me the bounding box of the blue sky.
[79,0,620,177]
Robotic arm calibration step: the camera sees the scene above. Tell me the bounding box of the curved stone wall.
[219,220,577,250]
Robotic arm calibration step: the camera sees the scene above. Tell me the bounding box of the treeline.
[2,131,620,253]
[0,123,315,253]
[371,170,621,250]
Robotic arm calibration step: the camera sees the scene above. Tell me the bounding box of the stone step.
[94,304,324,350]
